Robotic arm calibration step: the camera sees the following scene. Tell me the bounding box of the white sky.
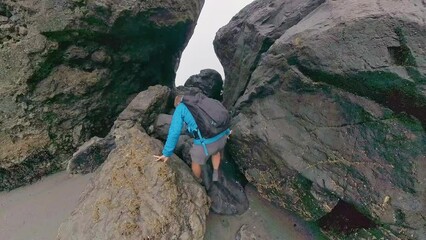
[175,0,254,86]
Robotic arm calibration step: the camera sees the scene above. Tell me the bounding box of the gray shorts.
[190,135,227,165]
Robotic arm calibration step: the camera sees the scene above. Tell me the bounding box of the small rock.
[116,85,171,129]
[147,124,155,134]
[67,136,116,174]
[184,69,223,100]
[91,49,111,63]
[382,196,391,207]
[72,125,83,147]
[0,24,14,31]
[64,46,89,60]
[0,16,8,23]
[18,26,27,36]
[235,224,257,240]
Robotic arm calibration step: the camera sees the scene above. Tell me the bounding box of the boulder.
[235,224,257,240]
[175,85,204,99]
[177,139,249,215]
[0,0,204,191]
[184,69,223,100]
[67,85,170,174]
[57,125,210,240]
[152,114,173,140]
[117,85,171,130]
[215,0,426,238]
[207,175,248,215]
[152,113,188,141]
[215,0,326,108]
[67,136,116,174]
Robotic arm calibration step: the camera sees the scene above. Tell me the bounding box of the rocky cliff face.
[0,0,204,190]
[215,0,426,239]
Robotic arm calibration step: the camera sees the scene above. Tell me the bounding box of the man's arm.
[161,104,185,158]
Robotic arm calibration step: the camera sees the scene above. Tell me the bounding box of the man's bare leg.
[212,152,221,181]
[212,152,221,170]
[191,162,202,180]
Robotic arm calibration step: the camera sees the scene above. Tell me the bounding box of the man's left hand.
[154,155,169,163]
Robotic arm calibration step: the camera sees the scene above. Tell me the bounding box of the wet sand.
[0,172,319,240]
[205,186,318,240]
[0,172,94,240]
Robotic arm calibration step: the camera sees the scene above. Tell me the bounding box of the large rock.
[207,173,248,215]
[235,224,257,240]
[66,135,116,174]
[0,0,204,190]
[174,69,224,102]
[184,69,223,100]
[116,85,171,130]
[57,125,210,240]
[215,0,426,238]
[67,85,170,174]
[152,113,187,140]
[215,0,326,108]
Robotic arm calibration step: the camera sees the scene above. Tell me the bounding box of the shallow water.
[0,172,322,240]
[205,185,320,240]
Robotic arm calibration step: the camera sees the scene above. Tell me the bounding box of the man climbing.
[154,94,231,182]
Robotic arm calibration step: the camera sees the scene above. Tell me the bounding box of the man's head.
[174,95,183,107]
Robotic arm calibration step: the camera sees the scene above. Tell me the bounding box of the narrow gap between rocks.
[317,200,377,234]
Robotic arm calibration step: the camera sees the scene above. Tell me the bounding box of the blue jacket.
[162,103,198,157]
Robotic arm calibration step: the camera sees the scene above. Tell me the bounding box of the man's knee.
[191,162,202,178]
[192,162,201,167]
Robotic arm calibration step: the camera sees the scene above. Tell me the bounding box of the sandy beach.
[0,172,320,240]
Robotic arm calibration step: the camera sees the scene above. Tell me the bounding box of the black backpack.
[182,93,231,139]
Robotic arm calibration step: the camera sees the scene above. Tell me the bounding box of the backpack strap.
[194,128,231,156]
[196,129,209,156]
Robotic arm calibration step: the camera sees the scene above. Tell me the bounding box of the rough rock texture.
[215,0,426,239]
[67,85,170,174]
[175,85,204,99]
[117,85,171,130]
[215,0,326,109]
[152,113,186,140]
[235,224,257,240]
[67,135,115,174]
[174,68,224,102]
[57,125,210,240]
[207,173,248,215]
[153,113,174,140]
[184,69,223,100]
[175,135,192,162]
[0,0,204,190]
